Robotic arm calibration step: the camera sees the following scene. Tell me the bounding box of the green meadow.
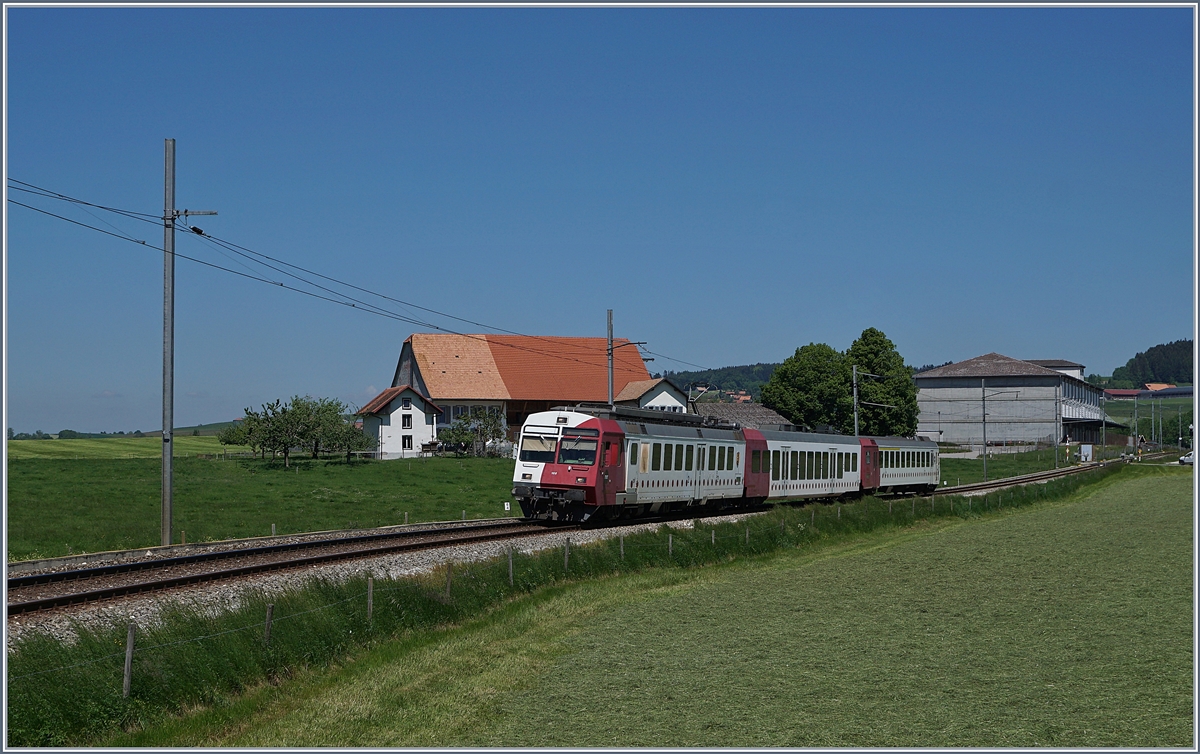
[48,465,1188,748]
[6,456,517,560]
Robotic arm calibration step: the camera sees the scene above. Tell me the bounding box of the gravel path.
[6,511,767,650]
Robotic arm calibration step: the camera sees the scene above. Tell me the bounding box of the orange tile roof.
[403,333,652,402]
[486,335,650,402]
[614,378,663,402]
[410,333,510,400]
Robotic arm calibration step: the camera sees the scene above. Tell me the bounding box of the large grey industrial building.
[915,353,1110,446]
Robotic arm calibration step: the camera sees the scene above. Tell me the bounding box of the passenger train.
[511,405,939,522]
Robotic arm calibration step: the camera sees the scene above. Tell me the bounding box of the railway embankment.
[6,462,1152,747]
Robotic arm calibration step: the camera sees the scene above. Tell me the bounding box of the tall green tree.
[761,343,851,431]
[845,327,918,437]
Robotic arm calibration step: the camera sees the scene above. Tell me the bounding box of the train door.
[598,435,623,507]
[694,444,707,500]
[858,438,880,490]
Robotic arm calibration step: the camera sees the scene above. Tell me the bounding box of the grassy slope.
[111,467,1192,747]
[6,457,516,560]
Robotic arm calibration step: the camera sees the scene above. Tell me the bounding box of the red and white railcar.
[511,406,938,523]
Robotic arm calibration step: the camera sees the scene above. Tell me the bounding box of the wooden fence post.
[264,604,274,646]
[912,497,915,515]
[122,623,135,698]
[668,532,673,556]
[745,526,749,545]
[837,505,841,519]
[445,563,453,598]
[812,508,815,526]
[620,534,624,560]
[711,529,715,546]
[367,577,374,624]
[564,538,570,570]
[271,523,276,537]
[462,510,466,520]
[404,512,408,525]
[508,547,514,586]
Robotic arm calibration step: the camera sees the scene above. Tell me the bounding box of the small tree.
[217,422,249,451]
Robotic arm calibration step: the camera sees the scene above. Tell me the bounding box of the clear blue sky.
[5,6,1194,434]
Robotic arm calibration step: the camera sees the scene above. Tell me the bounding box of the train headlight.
[576,477,586,484]
[522,473,532,480]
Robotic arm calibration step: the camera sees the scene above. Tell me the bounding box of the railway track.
[934,461,1104,497]
[7,519,573,616]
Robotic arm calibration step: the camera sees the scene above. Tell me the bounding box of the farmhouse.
[361,333,672,458]
[915,353,1111,446]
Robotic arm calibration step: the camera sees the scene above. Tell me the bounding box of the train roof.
[868,435,938,448]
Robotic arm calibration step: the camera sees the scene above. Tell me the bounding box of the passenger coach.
[512,406,939,523]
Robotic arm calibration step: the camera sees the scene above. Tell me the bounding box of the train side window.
[675,444,685,471]
[663,443,673,471]
[824,452,831,479]
[787,451,796,480]
[629,442,638,466]
[840,453,846,478]
[725,447,733,470]
[799,451,806,480]
[709,447,717,471]
[717,446,725,471]
[685,444,694,471]
[652,443,662,471]
[771,450,780,480]
[851,452,858,472]
[640,444,650,474]
[751,449,760,474]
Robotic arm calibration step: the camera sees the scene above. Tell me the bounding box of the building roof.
[614,378,663,402]
[614,376,686,403]
[358,385,441,416]
[914,353,1067,380]
[1144,382,1177,391]
[1026,359,1085,370]
[696,402,790,429]
[1104,389,1142,398]
[403,333,653,402]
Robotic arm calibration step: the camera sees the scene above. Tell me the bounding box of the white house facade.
[358,385,441,459]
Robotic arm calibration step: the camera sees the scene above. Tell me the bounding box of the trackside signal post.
[162,139,216,546]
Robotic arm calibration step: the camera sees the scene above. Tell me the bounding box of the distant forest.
[1100,339,1194,388]
[659,358,948,400]
[655,363,780,400]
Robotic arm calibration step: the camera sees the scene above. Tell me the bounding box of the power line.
[9,184,703,376]
[8,197,649,375]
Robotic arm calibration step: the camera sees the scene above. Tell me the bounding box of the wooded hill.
[1102,339,1193,388]
[655,363,780,400]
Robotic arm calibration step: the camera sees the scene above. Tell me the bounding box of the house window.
[402,397,412,409]
[402,435,413,450]
[402,414,413,429]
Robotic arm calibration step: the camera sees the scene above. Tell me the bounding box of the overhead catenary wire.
[9,187,703,376]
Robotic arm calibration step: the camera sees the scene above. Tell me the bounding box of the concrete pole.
[607,309,614,409]
[853,365,859,436]
[162,139,176,547]
[981,377,987,482]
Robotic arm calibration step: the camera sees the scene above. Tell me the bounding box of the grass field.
[6,457,516,560]
[6,435,243,460]
[938,447,1098,486]
[98,466,1192,747]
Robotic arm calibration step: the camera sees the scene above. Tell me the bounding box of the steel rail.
[8,522,573,615]
[8,520,528,589]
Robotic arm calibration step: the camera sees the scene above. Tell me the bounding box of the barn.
[361,333,675,458]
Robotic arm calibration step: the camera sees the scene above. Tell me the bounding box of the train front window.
[558,437,598,465]
[519,435,557,463]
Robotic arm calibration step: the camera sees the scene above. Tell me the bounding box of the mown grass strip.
[5,463,1154,746]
